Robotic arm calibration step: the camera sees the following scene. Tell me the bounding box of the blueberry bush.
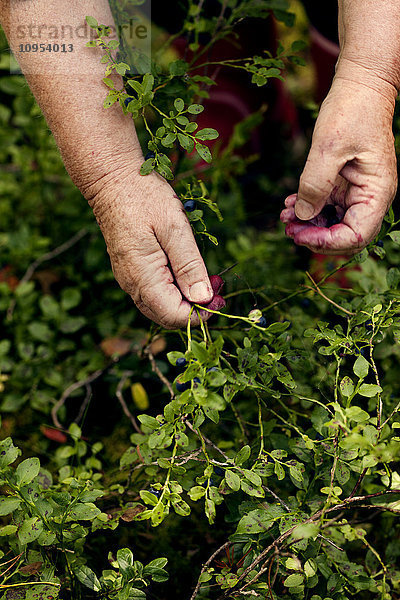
[1,1,400,599]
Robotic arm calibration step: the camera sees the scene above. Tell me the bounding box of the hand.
[87,165,219,328]
[281,78,398,254]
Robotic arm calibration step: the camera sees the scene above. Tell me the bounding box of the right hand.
[87,165,217,329]
[281,76,398,255]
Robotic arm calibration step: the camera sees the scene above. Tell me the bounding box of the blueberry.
[214,466,225,476]
[176,380,189,393]
[184,200,196,212]
[124,97,134,107]
[321,205,341,227]
[322,204,337,219]
[207,367,218,373]
[193,377,201,385]
[365,319,373,332]
[256,316,267,327]
[377,240,384,247]
[176,357,187,367]
[301,298,311,308]
[145,151,155,160]
[149,487,162,498]
[326,216,340,227]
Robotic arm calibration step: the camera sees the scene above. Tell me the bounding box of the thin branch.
[144,345,174,399]
[116,371,142,434]
[75,384,92,424]
[51,368,105,429]
[190,541,231,600]
[305,272,355,316]
[7,228,88,319]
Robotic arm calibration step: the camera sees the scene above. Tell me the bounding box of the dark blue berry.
[214,466,225,476]
[176,380,189,393]
[149,487,162,498]
[193,377,201,385]
[176,357,187,368]
[301,298,311,308]
[124,97,134,107]
[365,319,373,332]
[145,151,155,160]
[207,367,218,373]
[377,240,384,247]
[256,316,267,327]
[184,200,196,212]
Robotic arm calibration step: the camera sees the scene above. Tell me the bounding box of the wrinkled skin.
[281,78,398,255]
[88,167,215,329]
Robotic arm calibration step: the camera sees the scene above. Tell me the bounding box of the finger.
[296,141,346,221]
[284,194,297,208]
[280,206,296,224]
[154,197,213,304]
[292,222,360,253]
[113,232,210,329]
[137,277,207,329]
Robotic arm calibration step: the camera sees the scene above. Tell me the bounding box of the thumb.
[296,146,344,221]
[155,204,213,305]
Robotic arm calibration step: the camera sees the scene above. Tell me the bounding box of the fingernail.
[295,200,316,220]
[188,282,212,303]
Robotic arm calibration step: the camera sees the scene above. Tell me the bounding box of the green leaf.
[61,288,81,311]
[28,322,52,342]
[291,40,307,52]
[188,104,204,114]
[196,143,212,163]
[387,267,400,289]
[117,547,134,573]
[16,457,40,486]
[234,445,251,466]
[340,376,354,398]
[140,157,155,176]
[169,59,188,76]
[189,485,206,501]
[389,231,400,245]
[130,590,147,599]
[138,414,160,430]
[74,565,101,592]
[0,496,21,516]
[353,355,369,379]
[69,503,101,520]
[0,524,18,536]
[151,500,166,526]
[146,557,168,569]
[85,16,98,28]
[0,437,21,468]
[177,133,195,152]
[240,480,264,497]
[284,573,304,587]
[196,128,219,141]
[225,470,240,491]
[174,98,184,112]
[242,469,262,487]
[346,406,370,422]
[18,517,44,545]
[142,73,154,94]
[359,383,382,397]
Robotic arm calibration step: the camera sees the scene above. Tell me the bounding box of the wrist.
[335,56,399,108]
[76,146,144,206]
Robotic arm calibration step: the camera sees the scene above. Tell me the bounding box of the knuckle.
[299,176,329,200]
[173,257,204,280]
